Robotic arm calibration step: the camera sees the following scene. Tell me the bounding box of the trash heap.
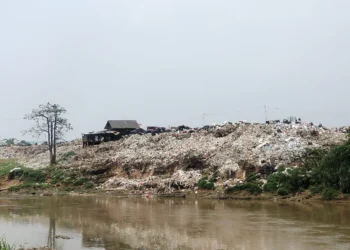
[0,122,347,193]
[101,170,202,193]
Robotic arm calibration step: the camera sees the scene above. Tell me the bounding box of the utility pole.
[202,113,205,126]
[264,105,268,122]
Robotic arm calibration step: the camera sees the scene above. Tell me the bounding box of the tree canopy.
[24,103,72,164]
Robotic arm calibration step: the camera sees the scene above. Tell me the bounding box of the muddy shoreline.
[0,123,349,207]
[1,188,350,203]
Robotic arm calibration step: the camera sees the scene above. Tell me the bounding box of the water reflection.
[0,197,350,250]
[47,213,56,249]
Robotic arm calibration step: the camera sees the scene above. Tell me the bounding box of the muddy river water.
[0,196,350,250]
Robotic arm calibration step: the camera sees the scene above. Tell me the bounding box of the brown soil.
[0,177,21,191]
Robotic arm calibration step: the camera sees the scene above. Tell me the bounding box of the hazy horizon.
[1,0,349,140]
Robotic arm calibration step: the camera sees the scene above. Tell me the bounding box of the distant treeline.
[0,138,45,147]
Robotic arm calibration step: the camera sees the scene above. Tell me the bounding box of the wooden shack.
[82,120,140,147]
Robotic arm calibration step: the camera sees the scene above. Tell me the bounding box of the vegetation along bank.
[0,124,349,201]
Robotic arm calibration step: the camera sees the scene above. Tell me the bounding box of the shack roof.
[104,120,140,130]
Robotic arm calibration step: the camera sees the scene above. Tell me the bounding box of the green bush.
[322,188,339,200]
[263,181,277,192]
[21,169,47,183]
[264,167,310,194]
[264,174,279,192]
[277,187,290,196]
[310,185,323,195]
[245,173,259,183]
[198,176,215,190]
[50,170,65,184]
[84,181,94,189]
[73,177,88,186]
[311,141,350,193]
[262,140,350,197]
[301,148,328,170]
[63,177,74,185]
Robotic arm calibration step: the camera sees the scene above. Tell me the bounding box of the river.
[0,196,349,250]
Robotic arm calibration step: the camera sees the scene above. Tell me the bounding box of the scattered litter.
[55,235,72,240]
[0,122,347,193]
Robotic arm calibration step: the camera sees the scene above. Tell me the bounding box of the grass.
[0,160,52,192]
[20,168,47,183]
[73,177,88,186]
[50,169,65,184]
[47,167,94,191]
[0,159,95,193]
[0,160,18,177]
[0,236,15,250]
[0,159,47,182]
[59,151,76,162]
[8,183,50,192]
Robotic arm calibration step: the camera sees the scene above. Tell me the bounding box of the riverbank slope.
[0,122,348,199]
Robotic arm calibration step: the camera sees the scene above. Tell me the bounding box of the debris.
[55,235,72,240]
[0,122,347,193]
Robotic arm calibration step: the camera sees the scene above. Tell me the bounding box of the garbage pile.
[0,122,347,192]
[101,170,202,192]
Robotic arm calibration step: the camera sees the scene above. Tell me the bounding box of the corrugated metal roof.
[105,120,140,129]
[85,130,120,135]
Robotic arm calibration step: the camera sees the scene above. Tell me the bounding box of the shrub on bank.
[225,173,263,195]
[198,176,215,190]
[321,188,339,200]
[245,173,260,183]
[311,140,350,194]
[0,160,47,183]
[263,167,310,195]
[50,169,65,184]
[73,177,88,186]
[21,168,47,183]
[277,187,289,196]
[0,160,95,192]
[84,181,94,189]
[262,139,350,199]
[8,183,50,192]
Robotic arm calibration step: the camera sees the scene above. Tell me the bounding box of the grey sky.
[1,0,349,140]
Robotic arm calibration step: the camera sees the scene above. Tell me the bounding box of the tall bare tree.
[24,103,72,165]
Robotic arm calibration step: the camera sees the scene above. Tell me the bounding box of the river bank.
[2,183,350,204]
[0,122,349,201]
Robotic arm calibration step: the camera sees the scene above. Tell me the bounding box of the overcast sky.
[0,0,349,140]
